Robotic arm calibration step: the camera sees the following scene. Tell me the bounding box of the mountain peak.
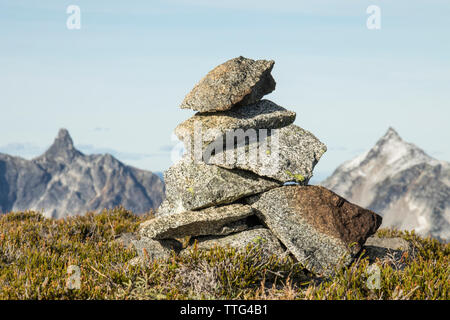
[56,129,74,147]
[370,127,432,168]
[381,127,402,142]
[38,128,82,162]
[2,129,165,218]
[322,127,450,241]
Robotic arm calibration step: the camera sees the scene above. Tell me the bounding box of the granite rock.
[155,199,176,216]
[206,124,327,183]
[365,236,411,251]
[131,237,182,262]
[175,99,296,154]
[180,56,276,112]
[164,157,281,213]
[182,227,286,259]
[364,236,412,263]
[248,185,382,275]
[114,232,138,249]
[140,204,256,239]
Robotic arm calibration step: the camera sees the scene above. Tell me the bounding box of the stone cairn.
[133,56,382,276]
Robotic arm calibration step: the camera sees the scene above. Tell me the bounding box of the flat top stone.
[206,124,327,183]
[180,56,276,112]
[175,99,296,149]
[140,203,255,239]
[248,185,382,275]
[164,156,281,213]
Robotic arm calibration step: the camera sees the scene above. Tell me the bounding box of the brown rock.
[180,56,276,112]
[248,185,382,275]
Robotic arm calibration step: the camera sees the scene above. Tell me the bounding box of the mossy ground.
[0,208,448,300]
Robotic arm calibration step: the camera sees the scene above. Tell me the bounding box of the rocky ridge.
[322,127,450,242]
[131,56,383,276]
[0,129,165,218]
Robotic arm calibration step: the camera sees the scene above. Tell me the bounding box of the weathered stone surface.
[164,157,281,213]
[175,99,296,151]
[206,124,327,183]
[248,185,382,275]
[365,236,410,251]
[114,232,138,249]
[364,236,412,262]
[180,56,276,112]
[155,199,176,216]
[182,227,286,259]
[131,237,182,262]
[140,204,255,239]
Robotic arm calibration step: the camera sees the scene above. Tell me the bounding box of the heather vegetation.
[0,207,448,300]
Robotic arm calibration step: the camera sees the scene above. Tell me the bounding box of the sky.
[1,0,449,182]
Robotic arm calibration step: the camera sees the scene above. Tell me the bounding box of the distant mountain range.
[322,128,450,242]
[1,127,449,241]
[0,129,165,218]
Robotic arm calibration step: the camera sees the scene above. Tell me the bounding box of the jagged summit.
[370,127,433,171]
[372,127,418,153]
[377,127,405,146]
[343,127,434,175]
[56,128,73,145]
[384,126,400,138]
[322,127,450,241]
[0,129,165,218]
[36,128,82,163]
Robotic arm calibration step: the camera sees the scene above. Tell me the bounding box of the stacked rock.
[136,57,382,275]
